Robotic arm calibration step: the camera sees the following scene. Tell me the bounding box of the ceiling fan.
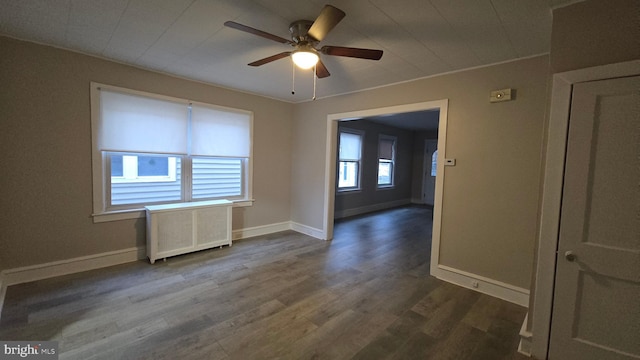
[224,4,383,78]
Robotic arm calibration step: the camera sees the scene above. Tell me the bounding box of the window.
[110,154,177,183]
[338,130,363,190]
[378,135,396,187]
[91,83,252,218]
[431,149,438,177]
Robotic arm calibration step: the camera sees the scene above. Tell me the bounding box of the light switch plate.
[444,158,456,166]
[490,88,512,102]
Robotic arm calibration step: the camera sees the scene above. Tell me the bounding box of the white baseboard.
[433,264,530,307]
[334,198,412,219]
[2,247,146,287]
[232,221,291,240]
[2,220,319,287]
[518,313,533,357]
[0,220,326,318]
[290,222,325,240]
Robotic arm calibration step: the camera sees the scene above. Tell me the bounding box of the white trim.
[301,53,549,104]
[0,220,324,318]
[232,221,292,240]
[2,247,145,287]
[0,272,6,321]
[0,220,319,286]
[530,59,640,360]
[334,198,411,219]
[519,313,533,357]
[529,72,572,360]
[93,209,147,223]
[550,0,586,10]
[323,100,449,241]
[429,103,449,278]
[291,222,325,240]
[433,265,530,307]
[93,199,255,223]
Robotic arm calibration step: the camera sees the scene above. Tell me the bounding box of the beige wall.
[335,120,414,215]
[550,0,640,73]
[291,55,550,289]
[0,36,293,271]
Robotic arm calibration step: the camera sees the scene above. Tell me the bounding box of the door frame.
[322,99,449,241]
[530,59,640,359]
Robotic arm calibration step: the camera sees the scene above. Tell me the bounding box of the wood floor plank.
[0,206,528,359]
[272,308,360,360]
[427,322,487,360]
[61,317,169,360]
[350,330,406,360]
[390,330,439,359]
[205,299,287,338]
[421,288,480,339]
[60,321,120,352]
[461,293,503,332]
[216,306,318,359]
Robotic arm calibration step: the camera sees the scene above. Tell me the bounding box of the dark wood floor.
[1,206,528,359]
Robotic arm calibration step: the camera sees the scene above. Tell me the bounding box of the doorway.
[549,74,639,360]
[530,59,640,359]
[322,99,449,241]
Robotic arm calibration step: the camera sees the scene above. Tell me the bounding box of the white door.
[549,76,640,359]
[422,140,438,206]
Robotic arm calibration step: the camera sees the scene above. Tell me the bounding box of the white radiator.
[145,200,232,264]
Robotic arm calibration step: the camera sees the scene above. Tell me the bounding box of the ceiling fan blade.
[224,21,293,45]
[321,46,383,60]
[308,5,346,42]
[315,60,330,78]
[248,52,292,66]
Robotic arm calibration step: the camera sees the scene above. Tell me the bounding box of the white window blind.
[91,83,253,218]
[339,132,362,161]
[190,104,251,157]
[338,130,363,190]
[98,89,189,154]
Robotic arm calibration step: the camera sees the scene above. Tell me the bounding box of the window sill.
[92,199,254,223]
[377,185,395,190]
[337,189,361,195]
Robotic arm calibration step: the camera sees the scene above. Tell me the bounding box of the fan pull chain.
[291,60,296,95]
[312,64,317,101]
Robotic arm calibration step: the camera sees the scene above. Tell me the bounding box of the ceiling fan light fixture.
[291,49,319,69]
[224,4,383,81]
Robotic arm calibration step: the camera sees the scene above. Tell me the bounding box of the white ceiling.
[0,0,575,103]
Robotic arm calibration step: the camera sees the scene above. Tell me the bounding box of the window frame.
[90,83,254,223]
[337,129,364,192]
[377,135,396,188]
